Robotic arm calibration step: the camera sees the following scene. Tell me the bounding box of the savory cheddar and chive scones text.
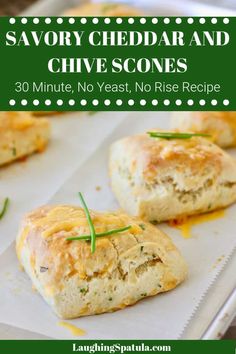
[16,204,187,319]
[171,112,236,148]
[0,112,50,167]
[62,2,142,17]
[109,132,236,222]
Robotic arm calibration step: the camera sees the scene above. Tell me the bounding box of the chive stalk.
[147,131,211,139]
[78,192,96,254]
[66,225,131,241]
[0,198,10,220]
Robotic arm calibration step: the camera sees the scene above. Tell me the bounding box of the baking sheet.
[2,0,236,340]
[0,113,235,339]
[0,111,127,256]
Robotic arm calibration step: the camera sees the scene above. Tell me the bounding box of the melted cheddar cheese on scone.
[63,2,142,16]
[171,112,236,148]
[0,112,50,166]
[16,205,187,319]
[109,132,236,222]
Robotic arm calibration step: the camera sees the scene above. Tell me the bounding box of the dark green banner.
[0,16,235,111]
[0,340,235,354]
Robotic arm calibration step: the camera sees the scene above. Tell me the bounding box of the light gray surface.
[0,324,50,339]
[194,0,236,9]
[0,324,235,339]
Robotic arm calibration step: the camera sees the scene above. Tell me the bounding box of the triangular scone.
[0,112,50,166]
[171,112,236,148]
[109,132,236,222]
[16,205,187,319]
[62,2,142,16]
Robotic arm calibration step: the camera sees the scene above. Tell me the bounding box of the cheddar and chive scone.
[16,205,187,319]
[63,3,142,16]
[171,112,236,148]
[0,112,50,166]
[109,132,236,223]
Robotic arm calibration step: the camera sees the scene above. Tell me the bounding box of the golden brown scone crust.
[63,3,142,16]
[109,132,236,222]
[171,112,236,148]
[32,112,58,116]
[0,112,50,166]
[16,205,187,319]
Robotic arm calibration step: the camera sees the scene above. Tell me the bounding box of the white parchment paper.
[0,112,235,339]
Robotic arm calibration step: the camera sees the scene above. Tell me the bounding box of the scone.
[63,2,142,16]
[171,112,236,148]
[109,132,236,222]
[16,205,187,319]
[0,112,50,166]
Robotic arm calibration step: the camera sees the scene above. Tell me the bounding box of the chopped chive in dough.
[40,266,48,273]
[80,288,88,294]
[147,131,211,140]
[108,297,113,301]
[0,198,10,220]
[140,246,144,252]
[12,147,17,156]
[141,293,147,297]
[139,223,146,230]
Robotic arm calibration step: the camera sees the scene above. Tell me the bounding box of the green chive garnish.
[147,132,211,140]
[78,192,96,254]
[72,193,131,253]
[0,198,10,220]
[66,225,131,241]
